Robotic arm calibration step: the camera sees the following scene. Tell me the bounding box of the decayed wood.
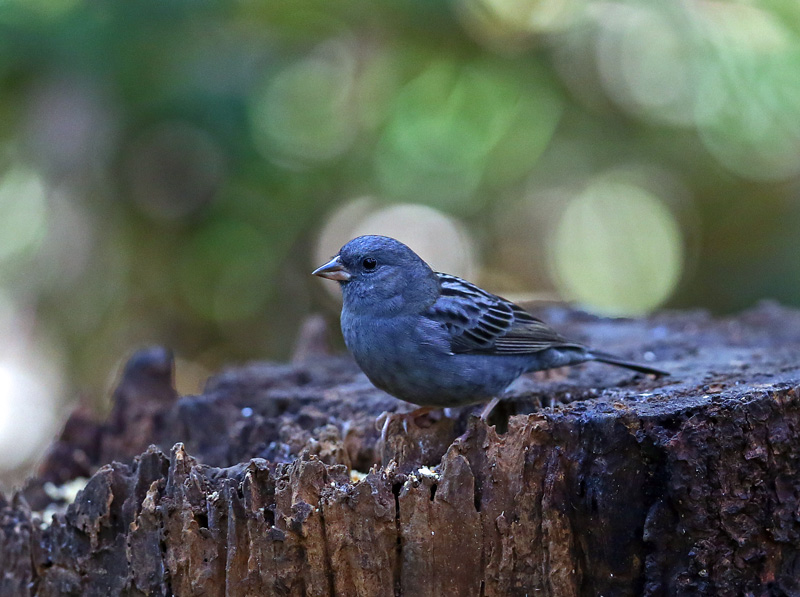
[2,302,800,596]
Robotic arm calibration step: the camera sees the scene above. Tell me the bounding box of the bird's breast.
[340,311,449,391]
[342,312,433,359]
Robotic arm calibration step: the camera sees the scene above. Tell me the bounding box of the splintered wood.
[2,302,800,596]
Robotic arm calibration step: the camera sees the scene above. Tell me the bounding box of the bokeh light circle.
[352,204,477,279]
[0,363,58,470]
[249,39,358,165]
[691,2,800,181]
[123,122,226,220]
[594,3,696,126]
[548,175,684,315]
[481,0,585,34]
[314,200,477,299]
[178,219,276,322]
[695,50,800,182]
[0,166,48,265]
[375,60,561,212]
[455,0,588,51]
[0,294,62,472]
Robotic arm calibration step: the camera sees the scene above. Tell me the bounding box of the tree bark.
[2,302,800,596]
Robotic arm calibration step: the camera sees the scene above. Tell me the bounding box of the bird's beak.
[312,255,351,281]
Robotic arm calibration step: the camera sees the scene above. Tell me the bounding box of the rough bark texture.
[3,302,800,596]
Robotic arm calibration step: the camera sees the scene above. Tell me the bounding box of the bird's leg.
[378,406,444,444]
[408,406,435,419]
[479,396,501,421]
[405,406,444,429]
[453,397,503,447]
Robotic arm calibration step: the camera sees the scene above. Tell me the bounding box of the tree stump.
[2,302,800,596]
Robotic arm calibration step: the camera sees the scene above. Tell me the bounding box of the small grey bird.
[313,235,667,419]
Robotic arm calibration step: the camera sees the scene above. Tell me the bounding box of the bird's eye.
[362,257,377,271]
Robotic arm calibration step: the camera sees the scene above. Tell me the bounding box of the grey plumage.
[313,235,667,409]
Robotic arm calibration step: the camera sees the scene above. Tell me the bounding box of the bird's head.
[313,235,439,315]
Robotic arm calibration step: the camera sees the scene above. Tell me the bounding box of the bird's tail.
[589,351,669,376]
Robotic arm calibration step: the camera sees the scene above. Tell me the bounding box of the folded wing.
[426,273,582,355]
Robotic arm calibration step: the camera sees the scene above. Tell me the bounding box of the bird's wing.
[425,273,582,355]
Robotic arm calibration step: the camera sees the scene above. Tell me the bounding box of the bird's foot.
[377,407,445,444]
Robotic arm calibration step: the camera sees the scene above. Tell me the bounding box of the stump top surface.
[208,300,800,428]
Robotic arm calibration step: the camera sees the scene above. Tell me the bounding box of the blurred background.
[1,0,799,486]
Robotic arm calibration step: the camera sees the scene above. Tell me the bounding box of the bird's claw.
[377,407,444,445]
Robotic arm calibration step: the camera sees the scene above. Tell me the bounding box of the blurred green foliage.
[0,0,799,415]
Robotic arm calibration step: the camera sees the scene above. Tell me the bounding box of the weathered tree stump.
[2,302,800,596]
